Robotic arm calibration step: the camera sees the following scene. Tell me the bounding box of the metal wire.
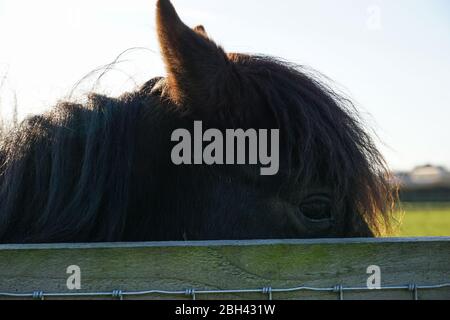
[0,282,449,300]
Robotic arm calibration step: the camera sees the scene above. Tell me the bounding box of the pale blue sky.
[0,0,449,171]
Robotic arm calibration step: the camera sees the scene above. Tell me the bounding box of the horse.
[0,0,396,243]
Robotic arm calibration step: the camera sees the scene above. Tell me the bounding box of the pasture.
[399,203,450,237]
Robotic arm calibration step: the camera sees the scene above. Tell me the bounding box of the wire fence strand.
[0,282,449,300]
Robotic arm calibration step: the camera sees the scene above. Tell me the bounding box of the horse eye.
[299,194,332,221]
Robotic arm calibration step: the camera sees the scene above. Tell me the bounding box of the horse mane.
[237,56,397,236]
[0,91,148,243]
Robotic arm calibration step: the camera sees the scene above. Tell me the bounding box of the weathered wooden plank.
[0,237,449,300]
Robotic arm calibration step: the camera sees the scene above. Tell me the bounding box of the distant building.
[395,165,450,202]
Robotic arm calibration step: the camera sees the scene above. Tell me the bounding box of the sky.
[0,0,449,171]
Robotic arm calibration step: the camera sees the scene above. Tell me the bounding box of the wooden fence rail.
[0,237,449,300]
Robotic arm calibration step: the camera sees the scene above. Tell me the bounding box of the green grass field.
[397,203,450,237]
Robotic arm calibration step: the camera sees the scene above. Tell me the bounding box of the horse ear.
[156,0,230,106]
